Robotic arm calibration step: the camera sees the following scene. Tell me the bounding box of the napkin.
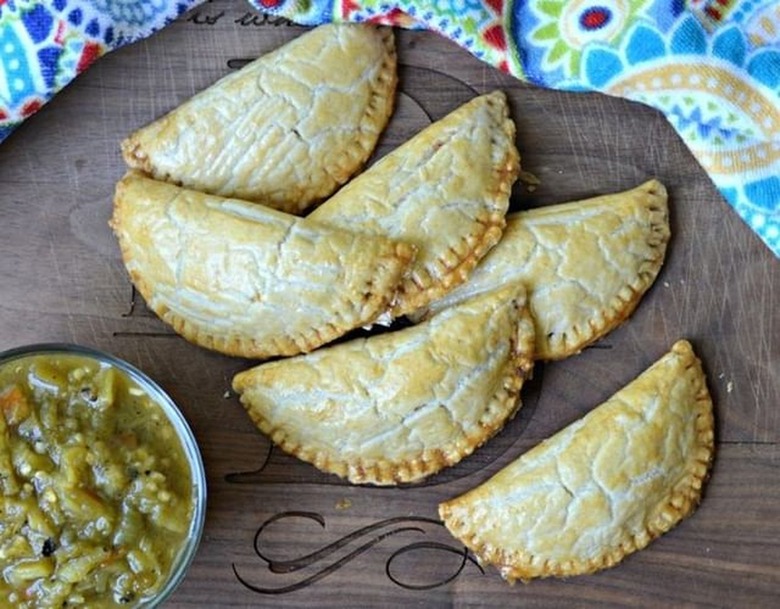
[1,0,778,256]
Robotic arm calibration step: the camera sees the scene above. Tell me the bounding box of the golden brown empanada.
[232,284,535,485]
[413,180,670,359]
[439,340,714,582]
[309,91,519,317]
[109,172,415,358]
[121,24,397,214]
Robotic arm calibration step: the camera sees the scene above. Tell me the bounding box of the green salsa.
[0,354,196,607]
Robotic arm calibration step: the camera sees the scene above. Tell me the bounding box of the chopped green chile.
[0,355,195,608]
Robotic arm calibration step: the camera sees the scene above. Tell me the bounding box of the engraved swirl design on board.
[232,512,483,594]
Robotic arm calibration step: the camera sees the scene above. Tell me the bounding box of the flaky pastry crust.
[309,91,519,317]
[439,340,714,582]
[233,284,535,485]
[121,24,397,214]
[109,172,414,358]
[413,180,670,359]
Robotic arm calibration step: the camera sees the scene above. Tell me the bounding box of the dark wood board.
[0,1,778,606]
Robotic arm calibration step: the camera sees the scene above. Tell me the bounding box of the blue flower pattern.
[517,0,780,255]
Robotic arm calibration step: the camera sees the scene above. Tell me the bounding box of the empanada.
[109,172,415,358]
[309,91,519,317]
[232,284,536,485]
[439,340,714,582]
[413,180,670,359]
[121,24,397,214]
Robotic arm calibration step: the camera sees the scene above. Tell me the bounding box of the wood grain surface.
[0,2,778,607]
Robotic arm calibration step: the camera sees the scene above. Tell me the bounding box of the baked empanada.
[121,24,396,214]
[439,340,714,582]
[413,180,670,359]
[110,172,414,358]
[309,91,519,317]
[232,284,535,485]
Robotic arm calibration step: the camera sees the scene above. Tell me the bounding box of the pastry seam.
[538,180,670,359]
[391,93,520,315]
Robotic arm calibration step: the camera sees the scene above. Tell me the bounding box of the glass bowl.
[0,343,207,608]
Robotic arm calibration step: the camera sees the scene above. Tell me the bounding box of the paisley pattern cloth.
[0,0,778,256]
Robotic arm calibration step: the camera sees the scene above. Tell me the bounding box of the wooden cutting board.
[0,1,778,606]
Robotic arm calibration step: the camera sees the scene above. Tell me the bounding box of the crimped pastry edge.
[438,339,715,582]
[110,174,416,359]
[537,179,671,360]
[122,246,416,359]
[390,90,520,316]
[412,179,671,359]
[234,288,536,485]
[121,24,398,214]
[317,25,398,212]
[156,241,413,359]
